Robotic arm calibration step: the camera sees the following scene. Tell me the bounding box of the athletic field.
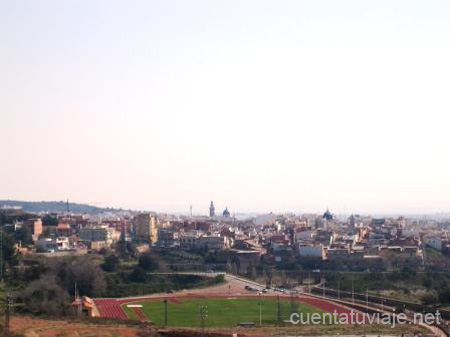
[123,297,326,327]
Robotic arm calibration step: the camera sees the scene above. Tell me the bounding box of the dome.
[323,209,333,221]
[222,207,231,218]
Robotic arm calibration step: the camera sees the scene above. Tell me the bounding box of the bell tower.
[209,201,215,217]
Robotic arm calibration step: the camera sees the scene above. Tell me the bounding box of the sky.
[1,0,450,215]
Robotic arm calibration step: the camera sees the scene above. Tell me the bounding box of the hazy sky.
[1,0,450,214]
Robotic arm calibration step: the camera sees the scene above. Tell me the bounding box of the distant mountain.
[0,200,126,214]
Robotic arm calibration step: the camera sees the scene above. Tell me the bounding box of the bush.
[20,275,72,315]
[438,287,450,304]
[138,253,159,272]
[101,254,120,272]
[421,293,438,305]
[56,256,106,297]
[129,266,147,283]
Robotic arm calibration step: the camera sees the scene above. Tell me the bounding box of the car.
[262,289,268,293]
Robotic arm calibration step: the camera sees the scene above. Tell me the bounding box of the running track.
[94,294,363,321]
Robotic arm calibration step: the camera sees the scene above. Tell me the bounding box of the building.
[133,213,158,244]
[157,228,179,247]
[197,234,231,251]
[179,234,198,249]
[425,236,445,251]
[297,244,325,259]
[323,209,333,221]
[36,236,70,252]
[79,225,116,247]
[223,207,231,218]
[209,201,215,217]
[24,218,43,241]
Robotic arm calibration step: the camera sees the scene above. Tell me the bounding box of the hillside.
[0,200,126,214]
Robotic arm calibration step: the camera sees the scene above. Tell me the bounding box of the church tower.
[209,201,215,217]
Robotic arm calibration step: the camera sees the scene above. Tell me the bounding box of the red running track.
[94,294,365,322]
[132,307,147,322]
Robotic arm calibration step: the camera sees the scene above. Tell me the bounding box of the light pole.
[337,276,341,300]
[352,278,355,304]
[4,295,12,337]
[259,293,262,326]
[199,305,208,331]
[163,298,168,326]
[366,289,369,312]
[276,294,281,325]
[308,272,311,293]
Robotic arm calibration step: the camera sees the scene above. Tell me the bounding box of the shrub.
[138,253,159,272]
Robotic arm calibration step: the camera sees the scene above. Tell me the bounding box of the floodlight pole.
[259,293,262,326]
[337,277,340,300]
[366,289,369,311]
[276,294,281,325]
[164,298,168,326]
[5,295,12,337]
[352,278,355,304]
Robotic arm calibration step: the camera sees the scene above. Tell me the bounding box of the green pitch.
[123,297,325,327]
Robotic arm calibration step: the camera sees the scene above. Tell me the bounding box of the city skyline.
[2,0,450,214]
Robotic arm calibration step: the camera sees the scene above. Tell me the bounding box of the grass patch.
[123,297,325,327]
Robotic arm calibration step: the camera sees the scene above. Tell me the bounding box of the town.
[3,201,449,274]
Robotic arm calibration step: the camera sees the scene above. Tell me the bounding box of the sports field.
[123,297,326,327]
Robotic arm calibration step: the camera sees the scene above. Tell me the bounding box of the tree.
[21,275,72,315]
[56,256,106,297]
[251,265,257,280]
[421,293,438,305]
[129,266,147,283]
[438,287,450,304]
[101,254,120,272]
[42,215,59,227]
[263,266,274,288]
[0,230,16,277]
[138,253,159,272]
[13,226,33,245]
[280,270,288,287]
